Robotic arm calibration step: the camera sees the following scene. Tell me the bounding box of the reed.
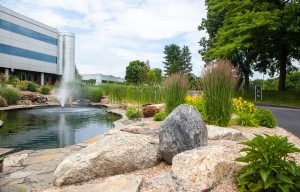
[202,60,236,127]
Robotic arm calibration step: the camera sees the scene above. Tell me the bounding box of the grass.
[236,90,300,108]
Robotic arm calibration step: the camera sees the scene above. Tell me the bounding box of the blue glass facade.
[0,44,57,64]
[0,19,58,45]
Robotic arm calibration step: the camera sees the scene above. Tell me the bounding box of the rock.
[100,98,110,104]
[120,121,161,137]
[53,130,161,186]
[0,120,3,127]
[3,153,28,167]
[36,95,48,103]
[0,95,8,107]
[207,125,246,141]
[17,99,32,105]
[159,104,208,164]
[21,93,37,102]
[45,175,143,192]
[148,103,165,112]
[171,146,240,191]
[142,105,159,118]
[72,99,91,106]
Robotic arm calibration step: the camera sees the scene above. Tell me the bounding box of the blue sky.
[1,0,207,78]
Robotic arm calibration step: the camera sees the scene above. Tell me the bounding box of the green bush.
[236,134,300,191]
[0,86,21,105]
[153,111,168,121]
[235,113,258,127]
[8,75,20,87]
[254,108,277,128]
[84,86,103,102]
[125,107,140,119]
[19,80,29,91]
[27,82,39,92]
[162,73,189,113]
[41,86,52,94]
[202,60,236,127]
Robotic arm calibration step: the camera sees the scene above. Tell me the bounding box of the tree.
[147,68,163,84]
[75,65,82,81]
[199,0,300,91]
[181,46,193,74]
[125,60,148,84]
[163,44,193,76]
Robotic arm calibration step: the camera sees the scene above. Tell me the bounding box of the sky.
[1,0,207,78]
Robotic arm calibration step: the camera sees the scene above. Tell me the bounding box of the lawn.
[236,90,300,108]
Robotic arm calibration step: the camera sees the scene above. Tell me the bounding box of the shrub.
[0,86,21,105]
[41,86,52,94]
[185,95,205,113]
[27,82,39,92]
[0,73,7,86]
[232,97,258,127]
[19,80,29,91]
[8,75,20,87]
[236,134,300,191]
[125,107,140,119]
[254,108,277,128]
[162,73,189,113]
[84,86,103,102]
[153,111,168,121]
[202,60,236,127]
[234,113,258,127]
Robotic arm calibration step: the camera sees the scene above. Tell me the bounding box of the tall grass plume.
[202,60,236,126]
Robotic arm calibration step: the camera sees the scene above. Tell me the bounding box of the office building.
[82,73,125,85]
[0,5,75,85]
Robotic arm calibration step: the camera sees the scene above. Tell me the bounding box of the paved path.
[258,105,300,138]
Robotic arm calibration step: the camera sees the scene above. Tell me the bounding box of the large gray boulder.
[171,146,240,191]
[159,104,208,164]
[53,130,161,186]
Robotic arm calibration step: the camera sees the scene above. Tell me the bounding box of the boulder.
[36,95,48,103]
[53,130,161,186]
[207,125,246,141]
[21,94,37,102]
[72,99,91,106]
[142,105,159,118]
[171,146,240,191]
[0,120,3,127]
[0,95,8,107]
[17,100,32,106]
[120,121,161,137]
[159,104,208,164]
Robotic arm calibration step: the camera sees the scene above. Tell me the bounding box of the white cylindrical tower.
[59,32,75,82]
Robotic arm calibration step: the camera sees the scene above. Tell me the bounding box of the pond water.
[0,106,120,151]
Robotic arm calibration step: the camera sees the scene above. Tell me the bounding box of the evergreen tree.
[181,45,192,74]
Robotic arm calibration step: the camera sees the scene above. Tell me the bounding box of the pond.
[0,106,120,151]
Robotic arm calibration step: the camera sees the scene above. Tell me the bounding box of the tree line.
[199,0,300,91]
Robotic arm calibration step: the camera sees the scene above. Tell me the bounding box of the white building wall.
[82,73,124,85]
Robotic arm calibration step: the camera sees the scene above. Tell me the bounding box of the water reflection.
[0,107,119,151]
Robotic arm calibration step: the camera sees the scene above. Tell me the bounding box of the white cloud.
[3,0,207,77]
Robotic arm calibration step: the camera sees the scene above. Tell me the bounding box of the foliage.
[232,97,258,127]
[100,83,163,106]
[163,44,193,76]
[75,65,82,81]
[0,86,21,105]
[202,60,236,127]
[84,86,103,102]
[162,73,189,114]
[41,86,52,94]
[236,134,300,192]
[66,80,86,100]
[199,0,300,91]
[125,60,148,85]
[233,97,257,114]
[147,68,163,85]
[185,95,205,115]
[27,81,39,92]
[0,73,7,86]
[254,109,277,128]
[19,81,29,91]
[125,107,141,119]
[286,71,300,93]
[8,75,20,87]
[153,112,168,121]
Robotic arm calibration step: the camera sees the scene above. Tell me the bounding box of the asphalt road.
[257,105,300,138]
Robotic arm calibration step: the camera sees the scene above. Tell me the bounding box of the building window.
[0,19,58,46]
[34,74,38,81]
[0,44,57,64]
[27,73,32,81]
